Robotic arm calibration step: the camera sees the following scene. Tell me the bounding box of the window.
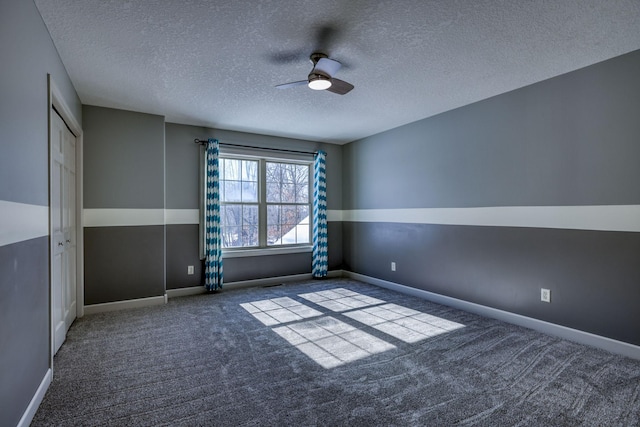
[219,156,311,250]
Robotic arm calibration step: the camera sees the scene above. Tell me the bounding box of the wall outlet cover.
[541,288,551,303]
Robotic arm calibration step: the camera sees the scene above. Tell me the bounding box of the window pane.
[265,202,311,245]
[224,159,241,180]
[223,226,241,247]
[242,160,258,181]
[298,205,310,243]
[242,182,258,202]
[243,205,258,225]
[287,221,306,244]
[223,205,242,226]
[220,205,228,226]
[281,163,296,183]
[224,181,241,202]
[267,205,280,226]
[267,225,281,246]
[280,224,294,242]
[282,205,297,225]
[266,182,280,203]
[297,205,309,223]
[296,164,309,184]
[281,183,295,203]
[281,226,297,244]
[297,229,310,244]
[221,227,231,247]
[295,183,308,203]
[266,162,280,183]
[243,226,258,246]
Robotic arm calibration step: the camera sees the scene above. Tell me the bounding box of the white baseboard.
[166,270,344,298]
[18,368,52,427]
[166,286,207,298]
[344,271,640,361]
[83,295,166,315]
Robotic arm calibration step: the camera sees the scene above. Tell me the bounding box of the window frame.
[215,152,313,258]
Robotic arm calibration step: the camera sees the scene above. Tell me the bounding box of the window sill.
[222,245,312,258]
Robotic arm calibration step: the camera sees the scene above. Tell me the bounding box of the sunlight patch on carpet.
[273,316,395,369]
[298,288,384,312]
[240,297,322,326]
[241,288,465,369]
[344,303,465,343]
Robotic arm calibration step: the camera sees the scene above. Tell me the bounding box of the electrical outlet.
[391,262,396,272]
[187,265,194,275]
[541,288,551,303]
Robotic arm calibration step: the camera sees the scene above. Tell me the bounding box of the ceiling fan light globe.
[308,77,332,90]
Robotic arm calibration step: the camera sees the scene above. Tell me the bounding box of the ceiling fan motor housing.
[310,52,329,65]
[308,52,332,89]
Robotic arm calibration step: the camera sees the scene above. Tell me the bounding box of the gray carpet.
[33,278,640,426]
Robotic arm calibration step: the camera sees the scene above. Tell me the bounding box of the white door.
[51,109,77,355]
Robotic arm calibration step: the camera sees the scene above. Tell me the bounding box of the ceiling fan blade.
[266,49,307,64]
[327,78,354,95]
[313,24,341,53]
[275,80,308,89]
[314,57,341,77]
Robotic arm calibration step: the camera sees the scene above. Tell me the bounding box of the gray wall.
[83,107,165,209]
[0,0,81,425]
[165,123,343,289]
[83,106,166,304]
[342,50,640,346]
[164,123,202,289]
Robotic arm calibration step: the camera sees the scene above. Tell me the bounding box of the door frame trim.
[48,75,84,367]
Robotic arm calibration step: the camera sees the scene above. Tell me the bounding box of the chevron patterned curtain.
[312,150,328,278]
[204,138,223,291]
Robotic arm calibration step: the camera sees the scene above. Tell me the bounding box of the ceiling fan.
[276,53,354,95]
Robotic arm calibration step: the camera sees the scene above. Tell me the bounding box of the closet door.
[51,109,77,355]
[63,116,77,334]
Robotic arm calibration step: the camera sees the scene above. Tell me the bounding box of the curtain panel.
[204,138,223,291]
[312,150,328,278]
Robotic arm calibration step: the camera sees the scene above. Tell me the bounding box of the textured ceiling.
[35,0,640,144]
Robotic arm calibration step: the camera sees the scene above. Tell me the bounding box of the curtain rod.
[194,139,318,155]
